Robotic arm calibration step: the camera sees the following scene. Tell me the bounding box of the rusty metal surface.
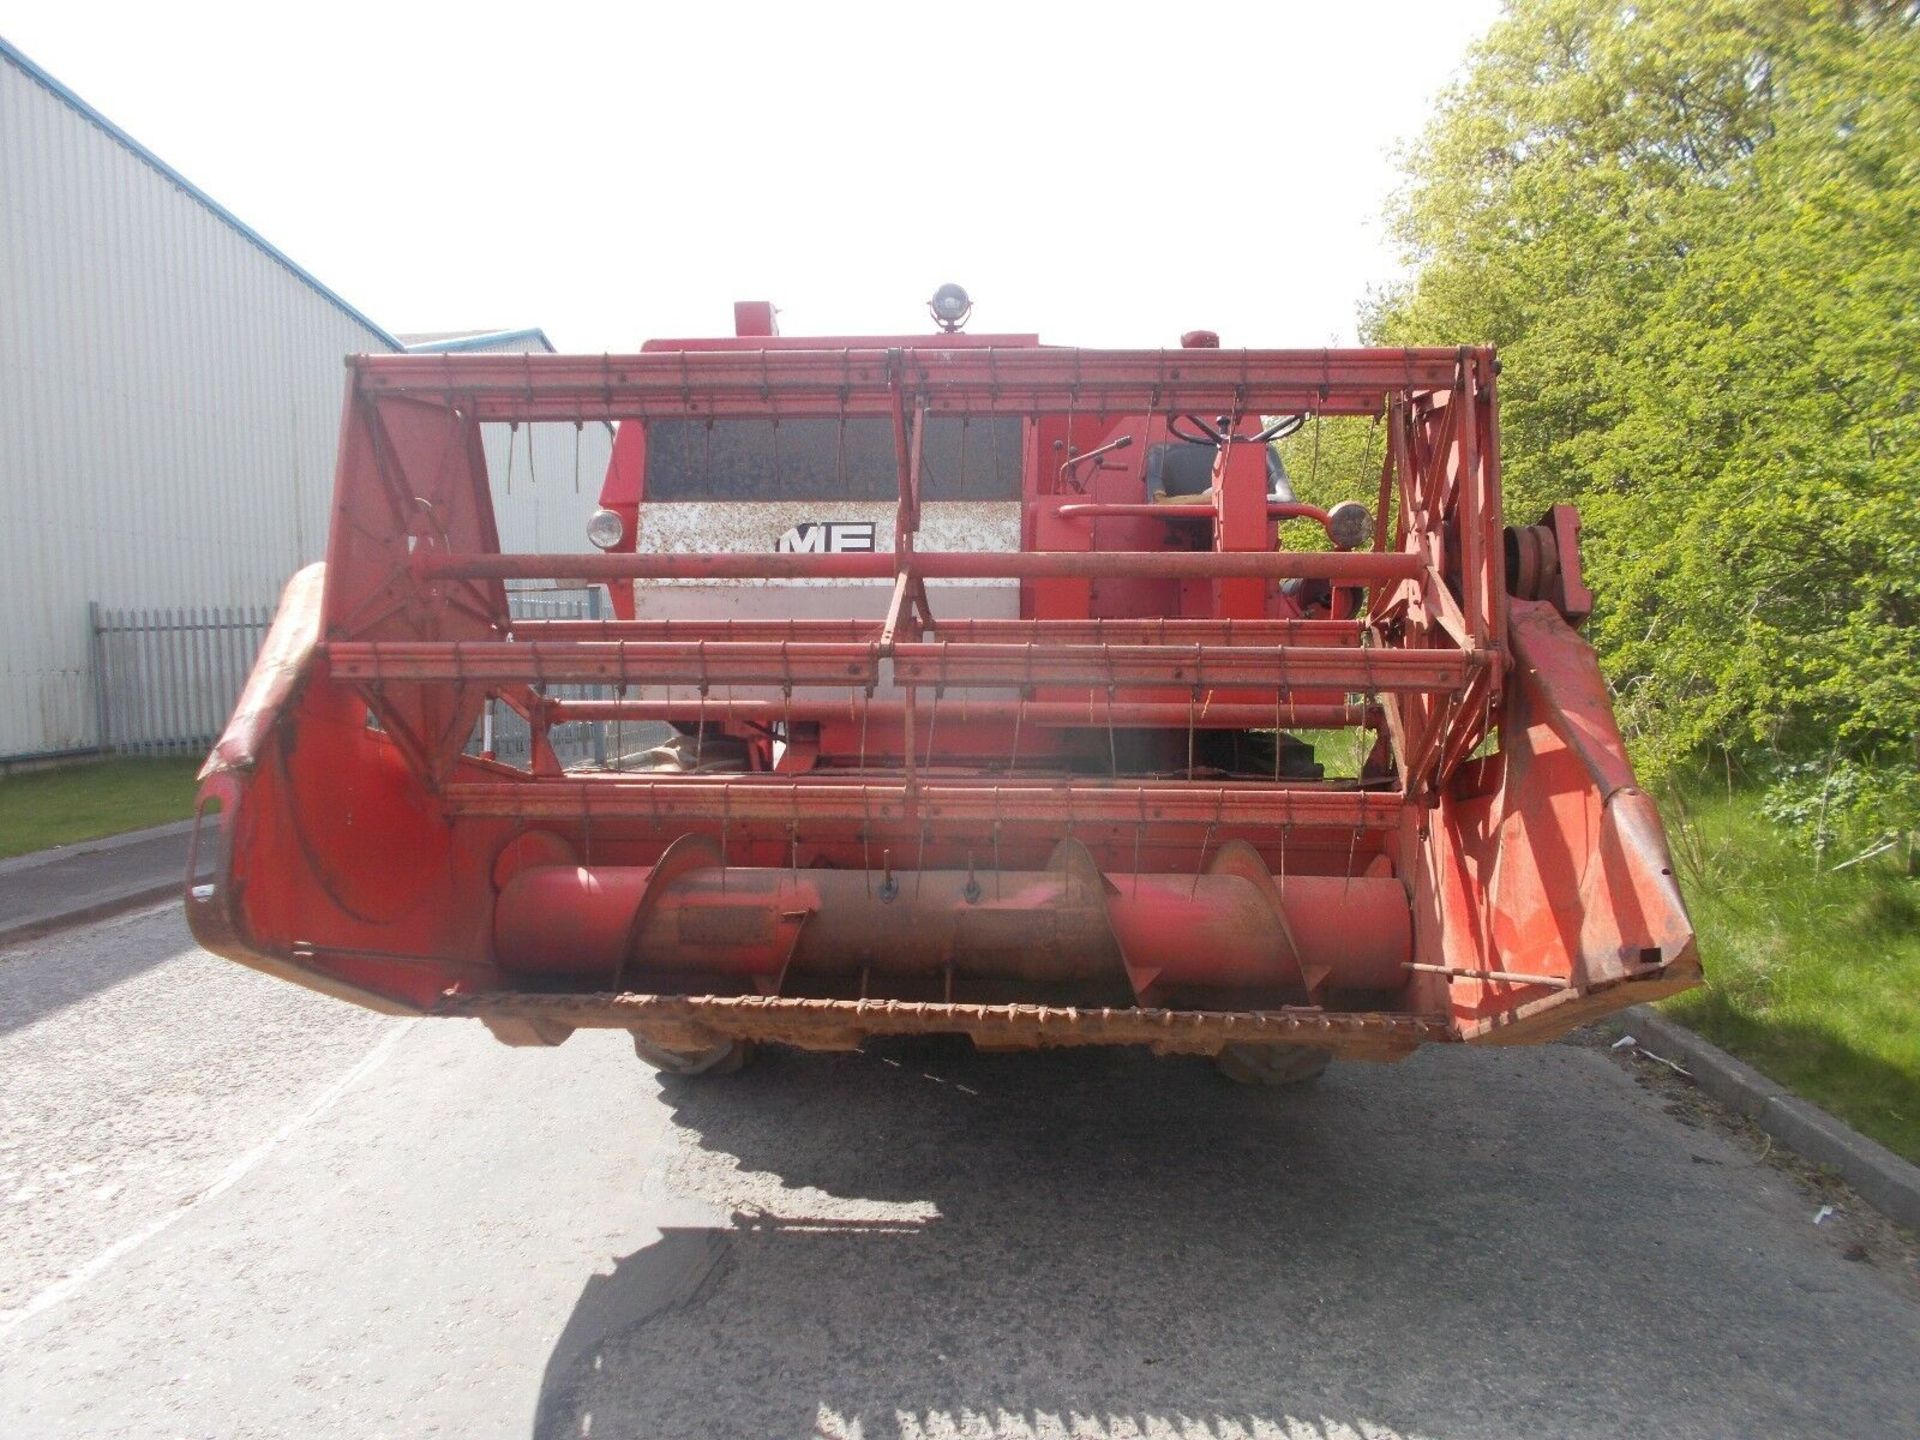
[438,776,1406,829]
[326,638,881,689]
[416,548,1426,584]
[436,990,1454,1060]
[198,563,325,778]
[544,697,1371,730]
[508,618,1368,645]
[352,345,1473,420]
[326,636,1469,694]
[489,832,1413,1000]
[889,640,1475,693]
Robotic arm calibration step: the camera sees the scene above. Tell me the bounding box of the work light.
[1327,500,1373,551]
[929,283,973,332]
[586,508,625,550]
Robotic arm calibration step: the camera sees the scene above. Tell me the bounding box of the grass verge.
[1660,784,1920,1165]
[0,757,203,859]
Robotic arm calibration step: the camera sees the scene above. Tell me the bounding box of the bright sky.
[3,0,1504,351]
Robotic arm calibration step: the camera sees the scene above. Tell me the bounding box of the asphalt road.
[2,905,1917,1439]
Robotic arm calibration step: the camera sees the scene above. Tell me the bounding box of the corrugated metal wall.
[416,335,614,556]
[482,418,615,555]
[0,49,618,759]
[0,51,397,758]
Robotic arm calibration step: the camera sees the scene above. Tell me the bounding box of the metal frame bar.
[439,775,1405,829]
[414,549,1426,584]
[327,638,1473,694]
[353,346,1471,421]
[543,698,1373,729]
[507,617,1366,645]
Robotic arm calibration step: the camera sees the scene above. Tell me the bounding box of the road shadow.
[0,903,182,1036]
[534,1037,1920,1440]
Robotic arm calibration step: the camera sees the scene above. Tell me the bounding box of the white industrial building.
[399,329,612,557]
[0,38,604,763]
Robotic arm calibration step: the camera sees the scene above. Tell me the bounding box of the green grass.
[1658,784,1920,1164]
[0,757,204,859]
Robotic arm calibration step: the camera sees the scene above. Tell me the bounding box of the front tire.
[633,1036,755,1076]
[1216,1044,1332,1087]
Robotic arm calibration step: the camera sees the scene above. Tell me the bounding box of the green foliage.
[1373,0,1920,844]
[1272,415,1384,550]
[1758,755,1920,859]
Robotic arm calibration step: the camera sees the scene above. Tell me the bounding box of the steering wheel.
[1166,413,1306,447]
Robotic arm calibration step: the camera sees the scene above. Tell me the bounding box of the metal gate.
[90,603,273,756]
[90,588,634,767]
[477,588,615,769]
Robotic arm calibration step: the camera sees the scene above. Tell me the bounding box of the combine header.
[187,293,1697,1079]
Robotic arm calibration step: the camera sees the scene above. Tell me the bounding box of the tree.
[1372,0,1919,846]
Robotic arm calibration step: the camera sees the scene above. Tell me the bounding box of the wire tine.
[1192,820,1217,899]
[613,668,625,773]
[1132,789,1146,900]
[695,676,708,770]
[1274,689,1283,782]
[1186,686,1198,781]
[1106,683,1118,778]
[989,401,1003,495]
[836,387,849,492]
[1344,818,1361,899]
[862,785,873,899]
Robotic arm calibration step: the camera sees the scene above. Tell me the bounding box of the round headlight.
[1326,500,1373,551]
[928,282,973,331]
[586,508,625,550]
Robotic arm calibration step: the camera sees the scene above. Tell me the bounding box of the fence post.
[89,601,111,754]
[588,584,608,766]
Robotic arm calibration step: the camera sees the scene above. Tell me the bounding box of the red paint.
[185,311,1698,1056]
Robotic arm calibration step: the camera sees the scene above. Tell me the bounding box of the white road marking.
[0,1018,416,1336]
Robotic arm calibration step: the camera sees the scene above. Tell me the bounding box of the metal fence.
[478,588,609,769]
[89,587,621,768]
[91,602,273,756]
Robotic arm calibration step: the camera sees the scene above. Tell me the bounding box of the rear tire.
[633,1036,755,1076]
[1216,1044,1332,1087]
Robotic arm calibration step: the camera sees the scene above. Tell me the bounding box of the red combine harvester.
[186,291,1698,1081]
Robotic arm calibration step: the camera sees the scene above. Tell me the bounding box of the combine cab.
[186,293,1698,1079]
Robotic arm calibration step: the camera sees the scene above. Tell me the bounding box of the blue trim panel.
[402,328,556,354]
[0,33,402,351]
